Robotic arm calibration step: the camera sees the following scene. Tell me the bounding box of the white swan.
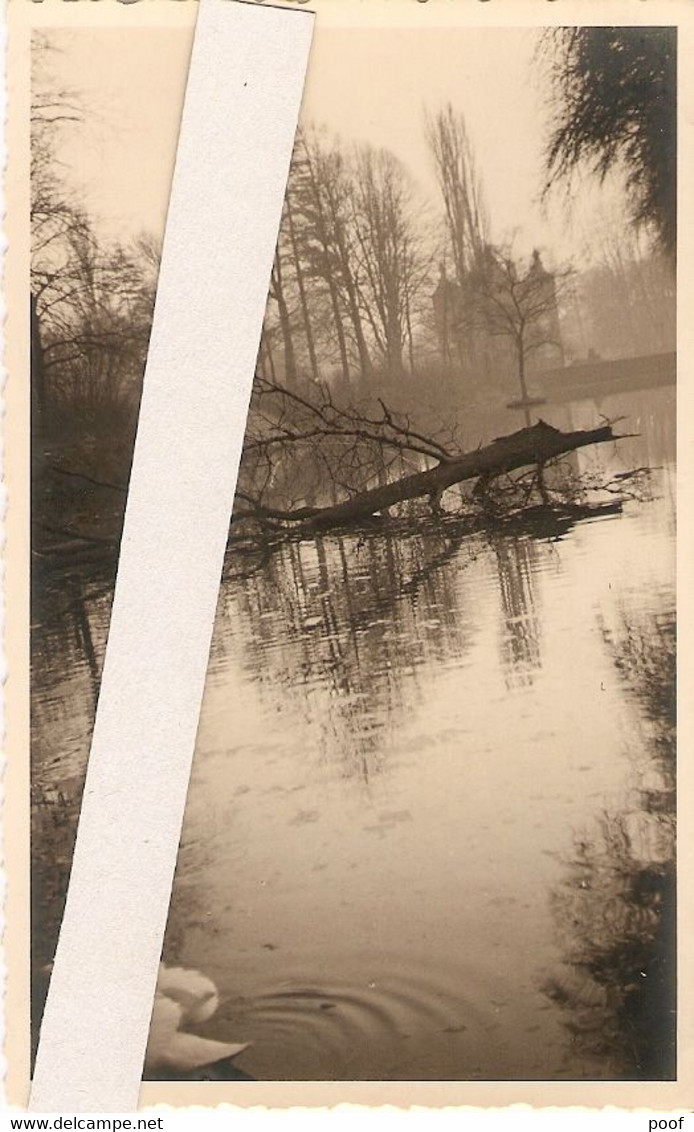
[145,964,250,1074]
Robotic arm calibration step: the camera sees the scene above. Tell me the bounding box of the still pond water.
[32,385,676,1081]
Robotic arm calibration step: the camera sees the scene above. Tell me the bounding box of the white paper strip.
[29,0,313,1111]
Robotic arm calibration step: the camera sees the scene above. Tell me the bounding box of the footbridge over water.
[536,351,675,404]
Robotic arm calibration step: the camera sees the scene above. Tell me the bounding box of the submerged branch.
[246,378,456,463]
[234,419,625,536]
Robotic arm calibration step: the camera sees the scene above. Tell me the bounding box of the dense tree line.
[31,93,579,430]
[30,27,677,545]
[31,45,157,437]
[260,126,434,392]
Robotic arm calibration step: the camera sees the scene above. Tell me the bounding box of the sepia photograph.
[26,4,678,1096]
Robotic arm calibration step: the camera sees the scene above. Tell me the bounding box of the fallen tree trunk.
[236,419,622,534]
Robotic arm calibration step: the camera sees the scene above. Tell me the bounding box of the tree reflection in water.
[30,484,675,1079]
[544,607,675,1079]
[214,526,483,782]
[215,501,620,780]
[30,570,111,1062]
[492,535,542,689]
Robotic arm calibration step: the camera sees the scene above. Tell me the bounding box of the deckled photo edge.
[4,0,694,1113]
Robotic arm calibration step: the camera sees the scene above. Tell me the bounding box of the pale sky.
[42,25,623,267]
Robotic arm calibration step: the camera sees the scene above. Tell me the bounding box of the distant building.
[523,249,565,375]
[433,248,564,405]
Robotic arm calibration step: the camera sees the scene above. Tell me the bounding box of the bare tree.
[469,246,569,407]
[350,145,432,379]
[267,247,298,388]
[30,36,85,425]
[291,127,355,385]
[569,210,676,360]
[424,106,492,380]
[40,222,155,421]
[31,37,156,428]
[425,104,488,286]
[231,374,626,545]
[284,184,320,383]
[315,141,374,380]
